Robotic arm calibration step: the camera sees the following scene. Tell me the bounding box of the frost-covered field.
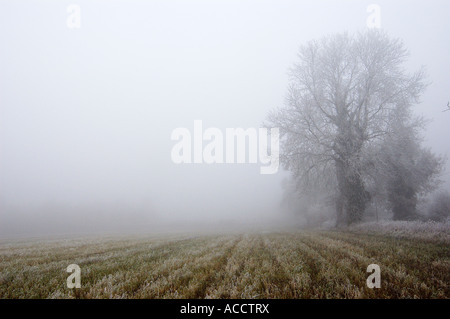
[0,225,448,299]
[347,220,450,244]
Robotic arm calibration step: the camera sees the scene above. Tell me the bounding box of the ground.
[0,229,448,299]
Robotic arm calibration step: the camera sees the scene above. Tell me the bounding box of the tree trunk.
[388,175,418,220]
[335,159,368,226]
[335,160,346,227]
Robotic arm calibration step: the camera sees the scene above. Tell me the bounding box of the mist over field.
[0,0,449,239]
[1,1,450,303]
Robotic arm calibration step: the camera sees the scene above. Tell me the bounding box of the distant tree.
[267,30,427,226]
[427,191,450,222]
[368,106,444,220]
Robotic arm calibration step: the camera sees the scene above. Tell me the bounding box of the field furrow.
[0,231,448,299]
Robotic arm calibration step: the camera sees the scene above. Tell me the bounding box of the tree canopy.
[267,30,442,225]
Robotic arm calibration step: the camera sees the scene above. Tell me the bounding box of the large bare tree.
[267,30,427,226]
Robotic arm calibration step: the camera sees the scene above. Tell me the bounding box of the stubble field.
[0,229,448,299]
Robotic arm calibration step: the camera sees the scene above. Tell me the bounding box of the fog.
[1,0,449,238]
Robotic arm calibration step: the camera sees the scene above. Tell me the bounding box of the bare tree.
[267,30,427,226]
[369,106,444,220]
